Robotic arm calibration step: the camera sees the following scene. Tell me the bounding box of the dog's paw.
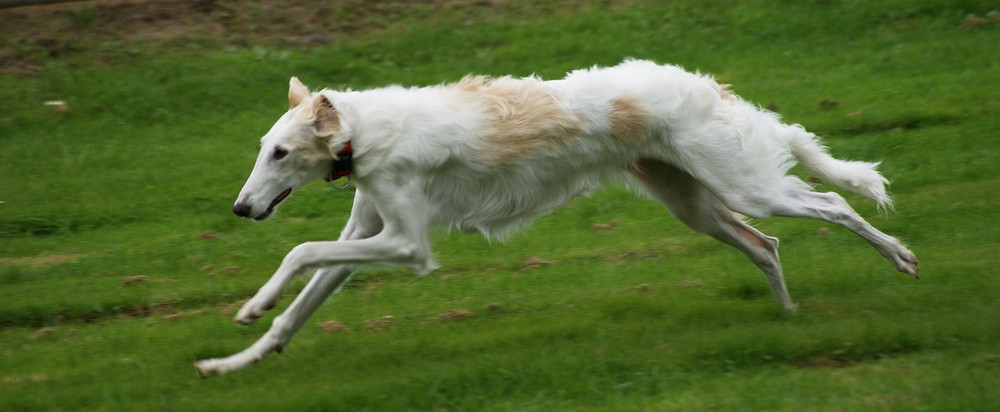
[194,358,231,377]
[195,356,258,377]
[891,248,919,279]
[194,359,218,377]
[234,300,275,325]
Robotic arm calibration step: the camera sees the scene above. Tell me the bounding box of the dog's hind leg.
[629,159,795,311]
[234,191,383,325]
[663,117,917,279]
[773,190,919,278]
[679,164,918,279]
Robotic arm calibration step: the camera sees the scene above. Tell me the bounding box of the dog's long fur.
[195,60,918,375]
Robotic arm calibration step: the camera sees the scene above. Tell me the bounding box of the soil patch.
[0,253,85,268]
[0,0,631,74]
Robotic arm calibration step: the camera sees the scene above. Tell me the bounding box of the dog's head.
[232,77,348,221]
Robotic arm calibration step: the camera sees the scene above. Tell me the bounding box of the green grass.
[2,0,999,410]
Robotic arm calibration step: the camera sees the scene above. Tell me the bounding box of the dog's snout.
[233,202,253,218]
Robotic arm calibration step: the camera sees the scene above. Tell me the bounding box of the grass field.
[2,0,999,410]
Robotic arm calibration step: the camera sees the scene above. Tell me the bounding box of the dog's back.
[336,60,797,236]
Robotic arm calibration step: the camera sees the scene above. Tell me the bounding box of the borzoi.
[194,60,918,376]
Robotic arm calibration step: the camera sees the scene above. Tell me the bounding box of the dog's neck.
[325,141,353,182]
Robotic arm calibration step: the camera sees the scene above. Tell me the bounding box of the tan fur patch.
[282,96,340,160]
[716,83,736,100]
[734,222,770,248]
[608,96,649,141]
[455,76,583,166]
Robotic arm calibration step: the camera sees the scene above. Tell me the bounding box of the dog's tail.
[782,126,892,210]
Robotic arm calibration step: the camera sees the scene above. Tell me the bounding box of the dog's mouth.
[254,188,293,221]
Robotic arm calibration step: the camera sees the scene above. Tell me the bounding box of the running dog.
[195,60,918,376]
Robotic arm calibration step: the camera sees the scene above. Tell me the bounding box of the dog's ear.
[289,77,310,109]
[311,94,340,137]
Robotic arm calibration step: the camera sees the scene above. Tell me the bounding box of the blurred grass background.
[1,0,998,410]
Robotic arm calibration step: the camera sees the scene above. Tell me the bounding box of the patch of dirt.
[958,10,999,30]
[120,304,153,317]
[0,0,634,74]
[29,326,58,340]
[438,309,474,321]
[0,253,85,268]
[0,0,419,73]
[121,275,150,285]
[317,320,351,333]
[679,279,704,287]
[220,299,248,316]
[603,250,659,263]
[364,315,392,331]
[5,296,242,328]
[162,309,204,321]
[120,275,178,286]
[788,355,857,369]
[519,256,553,270]
[1,373,52,385]
[591,220,618,231]
[788,351,900,369]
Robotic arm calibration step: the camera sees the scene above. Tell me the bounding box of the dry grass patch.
[0,253,85,268]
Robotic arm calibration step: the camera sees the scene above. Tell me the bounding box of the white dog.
[194,60,918,376]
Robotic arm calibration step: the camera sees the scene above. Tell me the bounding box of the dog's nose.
[233,203,253,218]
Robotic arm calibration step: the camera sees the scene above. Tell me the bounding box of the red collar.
[325,141,353,182]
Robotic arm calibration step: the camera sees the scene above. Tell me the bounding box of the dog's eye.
[272,147,289,160]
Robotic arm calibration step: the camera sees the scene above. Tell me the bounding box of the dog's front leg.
[197,237,430,376]
[196,182,433,376]
[235,191,382,325]
[195,265,353,376]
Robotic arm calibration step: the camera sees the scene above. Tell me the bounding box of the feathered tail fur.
[782,127,892,210]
